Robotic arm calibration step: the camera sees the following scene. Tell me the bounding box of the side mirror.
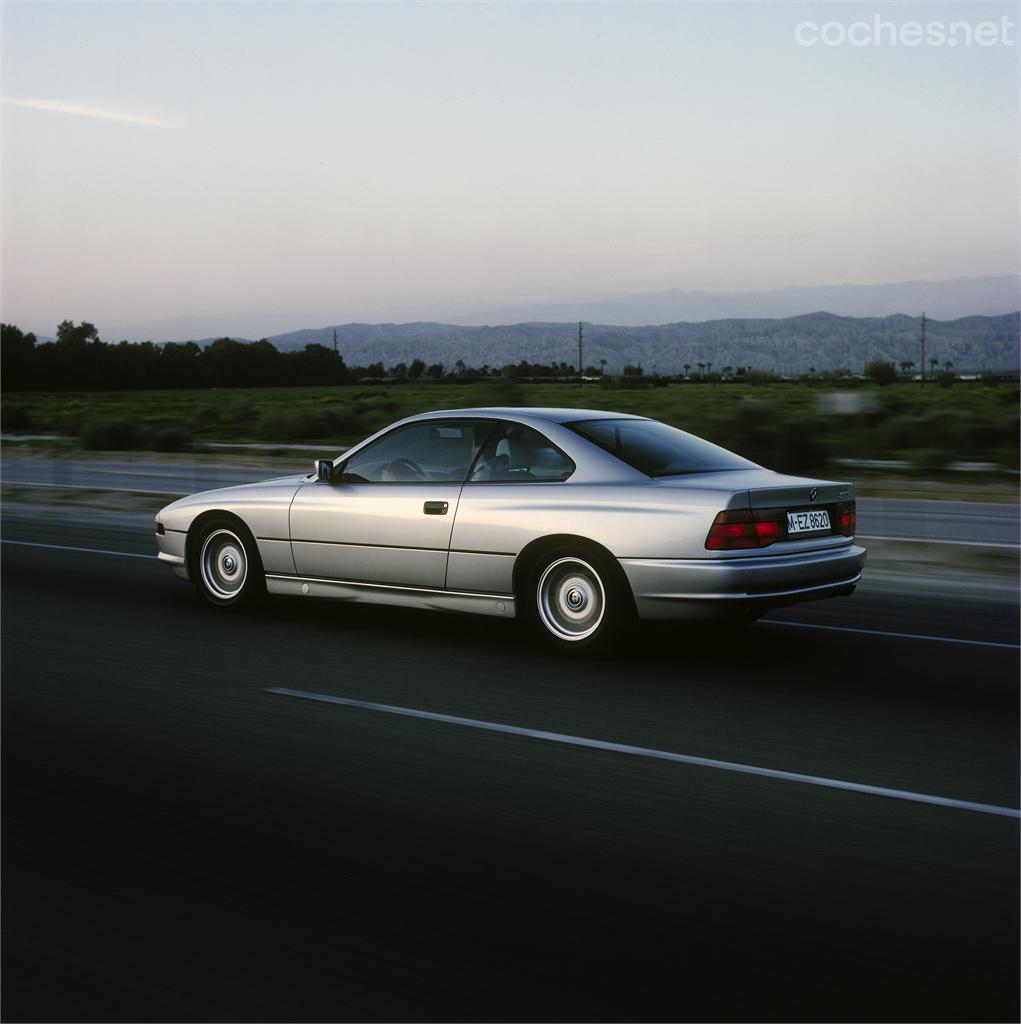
[315,459,333,483]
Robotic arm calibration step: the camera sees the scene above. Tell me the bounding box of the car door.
[446,421,577,595]
[288,418,494,589]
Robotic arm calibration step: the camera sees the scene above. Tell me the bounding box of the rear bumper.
[621,543,866,620]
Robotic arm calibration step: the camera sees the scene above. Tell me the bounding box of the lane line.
[858,534,1018,550]
[266,687,1020,819]
[0,539,156,559]
[765,619,1019,650]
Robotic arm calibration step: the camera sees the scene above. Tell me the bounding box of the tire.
[192,519,265,610]
[521,546,635,652]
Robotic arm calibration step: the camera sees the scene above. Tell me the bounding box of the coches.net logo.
[794,15,1015,48]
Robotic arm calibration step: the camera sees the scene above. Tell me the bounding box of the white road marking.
[765,619,1019,650]
[858,534,1018,549]
[0,539,156,559]
[266,687,1020,819]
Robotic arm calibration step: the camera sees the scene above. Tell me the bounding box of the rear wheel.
[522,547,634,652]
[193,520,264,609]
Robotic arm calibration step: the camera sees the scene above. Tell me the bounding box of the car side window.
[341,420,496,483]
[469,422,575,483]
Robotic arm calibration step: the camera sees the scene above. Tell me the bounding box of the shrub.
[54,410,86,436]
[80,417,142,450]
[864,361,897,385]
[256,407,360,441]
[477,375,525,407]
[150,427,194,452]
[256,409,329,440]
[0,404,32,431]
[690,400,829,475]
[911,447,954,471]
[221,397,258,426]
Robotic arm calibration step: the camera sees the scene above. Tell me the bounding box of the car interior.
[341,420,574,483]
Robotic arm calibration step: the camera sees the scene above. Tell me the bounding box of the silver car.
[155,407,866,650]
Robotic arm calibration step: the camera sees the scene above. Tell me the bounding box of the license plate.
[787,509,831,535]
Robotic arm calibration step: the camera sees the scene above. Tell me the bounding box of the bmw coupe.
[155,407,866,649]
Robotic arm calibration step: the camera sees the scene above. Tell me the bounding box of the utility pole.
[577,322,583,379]
[333,327,338,356]
[919,312,926,387]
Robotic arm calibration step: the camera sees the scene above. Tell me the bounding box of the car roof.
[338,405,655,481]
[411,407,643,424]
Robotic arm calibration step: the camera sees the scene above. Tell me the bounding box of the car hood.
[157,474,308,530]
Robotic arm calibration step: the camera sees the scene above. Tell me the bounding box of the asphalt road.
[3,457,1019,546]
[2,512,1018,1021]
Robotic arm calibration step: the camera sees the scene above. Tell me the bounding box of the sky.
[1,0,1018,341]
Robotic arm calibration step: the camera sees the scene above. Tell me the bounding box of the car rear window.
[567,418,757,477]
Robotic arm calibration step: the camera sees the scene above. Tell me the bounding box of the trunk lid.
[655,469,856,557]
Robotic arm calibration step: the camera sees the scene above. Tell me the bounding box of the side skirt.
[265,573,517,618]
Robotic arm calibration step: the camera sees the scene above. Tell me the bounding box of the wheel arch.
[512,533,633,604]
[185,509,260,579]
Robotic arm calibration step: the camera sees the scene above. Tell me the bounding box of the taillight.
[836,500,856,537]
[706,508,786,550]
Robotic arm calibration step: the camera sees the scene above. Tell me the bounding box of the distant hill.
[120,274,1018,342]
[257,312,1020,375]
[442,275,1021,327]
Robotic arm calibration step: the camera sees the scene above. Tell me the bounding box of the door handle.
[423,501,449,515]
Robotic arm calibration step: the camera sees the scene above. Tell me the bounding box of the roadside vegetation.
[2,320,1016,477]
[3,377,1017,480]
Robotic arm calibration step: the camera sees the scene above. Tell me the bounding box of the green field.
[2,379,1018,478]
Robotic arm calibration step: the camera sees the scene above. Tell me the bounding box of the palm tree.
[929,357,939,374]
[943,360,954,372]
[706,361,713,376]
[899,360,914,375]
[696,361,705,378]
[683,362,691,379]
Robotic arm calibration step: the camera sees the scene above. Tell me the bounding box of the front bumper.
[621,542,866,620]
[155,528,190,580]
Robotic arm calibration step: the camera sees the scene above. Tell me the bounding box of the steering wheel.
[385,457,428,481]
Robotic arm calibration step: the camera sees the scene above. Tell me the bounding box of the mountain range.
[121,274,1020,343]
[437,275,1021,327]
[257,311,1019,375]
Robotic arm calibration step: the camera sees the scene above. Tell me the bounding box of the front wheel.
[193,521,264,609]
[522,548,634,652]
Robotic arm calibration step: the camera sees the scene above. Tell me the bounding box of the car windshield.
[568,418,757,477]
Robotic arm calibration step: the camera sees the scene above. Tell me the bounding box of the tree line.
[0,322,618,392]
[1,322,352,391]
[1,321,977,393]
